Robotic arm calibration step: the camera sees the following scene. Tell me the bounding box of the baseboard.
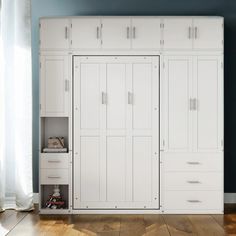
[33,193,39,204]
[224,193,236,203]
[33,193,236,204]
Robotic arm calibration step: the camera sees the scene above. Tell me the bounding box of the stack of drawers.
[40,153,69,185]
[162,153,223,213]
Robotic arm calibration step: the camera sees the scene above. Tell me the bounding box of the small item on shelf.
[43,148,67,153]
[48,137,65,149]
[45,185,65,209]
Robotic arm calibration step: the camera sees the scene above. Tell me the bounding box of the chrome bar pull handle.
[133,27,136,39]
[194,27,198,39]
[187,200,201,203]
[65,27,68,39]
[187,161,200,165]
[128,92,133,104]
[189,98,193,111]
[65,80,69,92]
[127,27,130,39]
[102,92,107,105]
[96,26,100,39]
[188,27,191,39]
[193,98,197,110]
[48,160,61,163]
[48,176,61,179]
[187,180,201,184]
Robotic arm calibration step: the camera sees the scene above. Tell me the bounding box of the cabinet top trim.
[39,16,224,20]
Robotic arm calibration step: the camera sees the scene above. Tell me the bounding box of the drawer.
[40,169,69,184]
[40,154,69,169]
[164,191,222,210]
[165,172,222,191]
[164,153,223,172]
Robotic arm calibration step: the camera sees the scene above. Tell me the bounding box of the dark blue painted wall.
[32,0,236,192]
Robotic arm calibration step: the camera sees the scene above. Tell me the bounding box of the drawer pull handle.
[187,180,201,184]
[48,176,61,179]
[187,200,201,203]
[187,161,200,165]
[48,160,61,163]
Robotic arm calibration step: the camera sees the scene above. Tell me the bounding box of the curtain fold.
[0,0,33,211]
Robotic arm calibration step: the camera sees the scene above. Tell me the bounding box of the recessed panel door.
[193,56,223,152]
[163,56,193,152]
[163,18,193,50]
[102,17,131,49]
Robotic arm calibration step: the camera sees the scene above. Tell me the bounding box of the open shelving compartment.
[40,117,69,154]
[40,185,69,210]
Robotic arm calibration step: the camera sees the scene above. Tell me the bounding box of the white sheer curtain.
[0,0,33,211]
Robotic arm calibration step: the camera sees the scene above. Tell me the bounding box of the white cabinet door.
[193,56,223,152]
[73,56,159,209]
[131,18,161,49]
[101,18,131,49]
[71,18,101,49]
[162,56,193,152]
[193,18,223,50]
[40,18,69,50]
[163,18,193,50]
[40,55,69,117]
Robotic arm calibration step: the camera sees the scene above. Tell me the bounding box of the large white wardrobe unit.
[39,16,224,214]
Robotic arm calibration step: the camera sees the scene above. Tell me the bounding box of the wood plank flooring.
[1,205,236,236]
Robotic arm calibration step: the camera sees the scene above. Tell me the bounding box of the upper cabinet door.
[40,19,69,50]
[193,56,223,152]
[193,18,223,50]
[131,18,161,49]
[102,17,131,49]
[71,18,102,49]
[163,18,193,50]
[162,56,193,152]
[40,55,69,117]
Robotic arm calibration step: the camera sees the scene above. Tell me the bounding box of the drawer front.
[164,155,223,172]
[41,156,69,169]
[164,191,222,210]
[165,172,223,191]
[41,169,69,184]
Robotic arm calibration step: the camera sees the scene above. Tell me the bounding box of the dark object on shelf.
[45,185,66,209]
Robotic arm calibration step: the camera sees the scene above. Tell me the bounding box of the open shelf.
[40,117,69,153]
[40,185,69,210]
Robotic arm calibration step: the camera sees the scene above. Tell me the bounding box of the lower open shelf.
[40,184,69,211]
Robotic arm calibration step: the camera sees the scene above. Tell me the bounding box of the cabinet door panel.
[193,56,223,151]
[193,18,223,50]
[107,137,126,202]
[102,18,131,49]
[133,137,152,202]
[132,63,152,130]
[163,18,193,49]
[71,18,101,49]
[163,56,192,151]
[80,63,100,129]
[80,137,100,202]
[131,18,161,49]
[40,55,69,116]
[40,19,69,50]
[106,63,126,130]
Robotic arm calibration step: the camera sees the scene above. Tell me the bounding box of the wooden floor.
[1,205,236,236]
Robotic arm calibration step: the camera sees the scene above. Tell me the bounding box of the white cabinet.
[193,56,223,152]
[162,56,193,152]
[73,56,159,209]
[162,55,223,152]
[71,18,101,49]
[163,17,223,50]
[40,18,69,50]
[193,18,223,50]
[131,17,161,49]
[102,17,131,49]
[40,55,69,117]
[163,18,193,50]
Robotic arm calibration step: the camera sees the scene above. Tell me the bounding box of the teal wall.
[32,0,235,192]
